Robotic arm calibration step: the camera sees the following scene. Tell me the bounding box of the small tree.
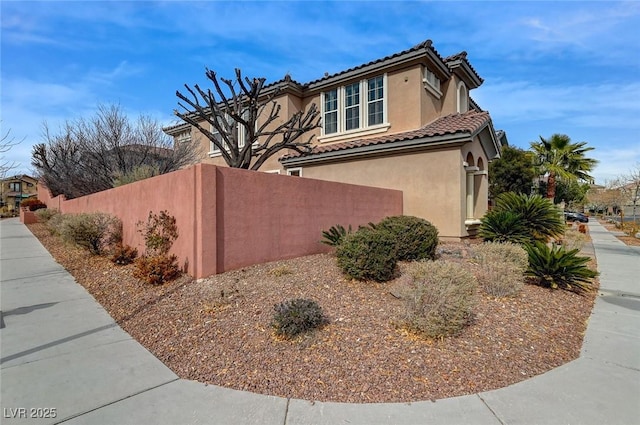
[530,134,598,201]
[489,146,537,198]
[175,69,321,171]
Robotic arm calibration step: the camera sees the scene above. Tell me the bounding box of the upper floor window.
[9,182,21,192]
[423,67,442,98]
[209,110,248,154]
[457,81,468,113]
[321,74,387,137]
[176,130,191,144]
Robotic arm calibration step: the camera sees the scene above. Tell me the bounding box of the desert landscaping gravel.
[27,222,598,403]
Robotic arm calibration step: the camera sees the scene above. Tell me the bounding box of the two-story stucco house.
[165,39,502,239]
[0,174,38,213]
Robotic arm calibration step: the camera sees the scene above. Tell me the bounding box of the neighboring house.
[165,39,502,239]
[0,175,38,212]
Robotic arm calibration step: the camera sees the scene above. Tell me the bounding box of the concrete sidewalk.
[1,218,638,424]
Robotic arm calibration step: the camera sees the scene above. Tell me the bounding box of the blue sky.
[2,0,639,184]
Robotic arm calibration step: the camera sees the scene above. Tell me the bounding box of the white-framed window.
[323,89,339,134]
[264,169,281,174]
[321,74,388,138]
[423,67,442,98]
[367,75,384,126]
[457,81,468,113]
[209,111,248,155]
[287,168,302,177]
[176,130,191,144]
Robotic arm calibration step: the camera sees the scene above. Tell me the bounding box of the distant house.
[0,175,38,212]
[165,39,502,239]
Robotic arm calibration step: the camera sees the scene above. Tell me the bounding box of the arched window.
[457,82,468,113]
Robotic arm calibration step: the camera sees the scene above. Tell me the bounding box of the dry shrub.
[111,245,138,265]
[269,265,293,277]
[401,261,477,338]
[472,242,528,297]
[59,212,122,255]
[34,208,59,223]
[562,229,587,251]
[133,254,180,285]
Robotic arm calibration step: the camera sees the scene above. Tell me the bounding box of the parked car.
[564,212,589,223]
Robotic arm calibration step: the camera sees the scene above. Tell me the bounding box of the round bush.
[402,260,477,338]
[336,227,398,282]
[272,298,328,339]
[377,215,439,261]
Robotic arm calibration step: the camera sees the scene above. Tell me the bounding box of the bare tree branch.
[32,104,202,199]
[174,68,321,170]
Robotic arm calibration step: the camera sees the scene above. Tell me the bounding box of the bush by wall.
[59,212,122,255]
[336,227,398,282]
[376,215,439,261]
[134,210,181,285]
[34,208,59,223]
[21,198,47,211]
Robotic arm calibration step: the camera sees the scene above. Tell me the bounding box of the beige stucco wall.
[462,141,490,220]
[300,147,466,238]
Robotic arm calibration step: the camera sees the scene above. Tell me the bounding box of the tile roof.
[444,51,483,85]
[282,110,491,160]
[302,39,446,87]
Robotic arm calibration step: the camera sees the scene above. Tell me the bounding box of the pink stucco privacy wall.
[36,164,403,278]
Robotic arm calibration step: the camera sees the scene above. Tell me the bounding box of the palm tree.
[530,134,598,201]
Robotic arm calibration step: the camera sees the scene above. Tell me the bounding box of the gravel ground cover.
[27,222,598,403]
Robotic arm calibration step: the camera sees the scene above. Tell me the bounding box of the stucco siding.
[300,148,465,238]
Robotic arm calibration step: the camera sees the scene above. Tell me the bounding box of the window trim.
[457,81,468,113]
[423,67,443,99]
[320,74,389,140]
[286,167,302,177]
[208,111,248,157]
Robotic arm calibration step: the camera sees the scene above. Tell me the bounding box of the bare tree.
[175,69,321,171]
[32,104,202,199]
[618,164,640,223]
[0,126,21,178]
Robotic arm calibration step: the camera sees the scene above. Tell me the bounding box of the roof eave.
[280,133,471,167]
[306,47,451,92]
[447,59,483,89]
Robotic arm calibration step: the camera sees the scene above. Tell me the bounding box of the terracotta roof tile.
[444,51,483,84]
[303,39,446,87]
[282,110,491,159]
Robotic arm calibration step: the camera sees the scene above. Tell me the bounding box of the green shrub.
[473,242,528,297]
[272,298,328,339]
[133,254,180,285]
[479,210,532,244]
[59,212,122,255]
[401,261,477,338]
[111,244,138,265]
[320,224,352,247]
[525,242,598,293]
[492,192,565,242]
[34,208,59,223]
[336,227,398,282]
[377,215,439,261]
[137,210,178,256]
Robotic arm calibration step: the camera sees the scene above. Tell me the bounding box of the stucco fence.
[34,164,403,279]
